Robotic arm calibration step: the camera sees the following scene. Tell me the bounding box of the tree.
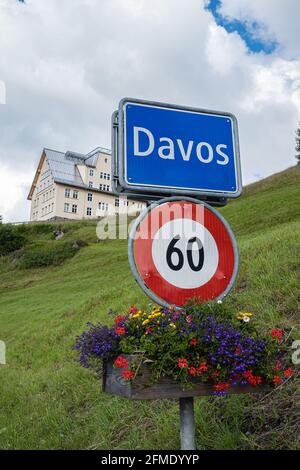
[296,123,300,164]
[0,224,25,256]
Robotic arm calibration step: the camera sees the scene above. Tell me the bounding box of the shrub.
[0,224,25,256]
[19,242,78,269]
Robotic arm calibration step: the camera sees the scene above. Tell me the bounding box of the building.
[27,147,146,221]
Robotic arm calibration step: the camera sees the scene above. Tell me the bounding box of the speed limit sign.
[128,197,239,308]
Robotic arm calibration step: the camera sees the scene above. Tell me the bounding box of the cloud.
[219,0,300,58]
[205,0,278,54]
[0,0,299,221]
[0,165,32,222]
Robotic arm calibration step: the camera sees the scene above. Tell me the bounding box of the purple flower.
[73,322,121,369]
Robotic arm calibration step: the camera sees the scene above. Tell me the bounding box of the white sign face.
[151,218,219,289]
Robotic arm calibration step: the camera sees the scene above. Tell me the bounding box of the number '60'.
[166,235,204,272]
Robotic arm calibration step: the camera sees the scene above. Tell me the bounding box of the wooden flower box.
[103,355,262,400]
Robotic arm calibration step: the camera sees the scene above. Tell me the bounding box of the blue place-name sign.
[118,99,242,198]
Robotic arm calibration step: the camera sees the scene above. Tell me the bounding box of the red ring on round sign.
[132,200,237,307]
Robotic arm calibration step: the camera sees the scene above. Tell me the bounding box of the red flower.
[190,338,197,347]
[114,356,129,369]
[214,382,230,392]
[114,315,126,325]
[284,368,293,378]
[273,376,281,386]
[115,326,126,336]
[242,370,262,387]
[189,366,196,376]
[146,326,154,335]
[186,315,193,324]
[271,329,283,342]
[242,370,253,379]
[249,376,262,387]
[178,358,188,369]
[129,306,138,314]
[122,369,135,381]
[213,370,220,378]
[197,362,208,375]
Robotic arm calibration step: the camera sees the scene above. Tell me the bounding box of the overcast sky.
[0,0,299,222]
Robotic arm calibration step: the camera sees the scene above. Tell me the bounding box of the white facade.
[28,147,146,221]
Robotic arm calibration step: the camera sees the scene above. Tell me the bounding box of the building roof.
[27,146,112,200]
[45,148,85,187]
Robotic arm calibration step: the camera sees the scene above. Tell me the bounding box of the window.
[64,203,70,213]
[105,158,108,163]
[73,190,78,199]
[123,200,129,207]
[100,172,103,179]
[107,185,110,192]
[107,173,110,181]
[86,207,92,216]
[65,188,71,198]
[115,198,119,207]
[87,192,93,202]
[89,169,94,177]
[99,184,103,191]
[72,204,77,214]
[89,181,93,188]
[99,202,108,211]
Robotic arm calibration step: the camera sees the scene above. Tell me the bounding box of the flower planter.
[103,355,265,400]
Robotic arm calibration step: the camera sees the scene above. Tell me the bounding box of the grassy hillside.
[0,165,299,450]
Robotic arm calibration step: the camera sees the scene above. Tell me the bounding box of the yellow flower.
[170,323,176,329]
[142,319,150,325]
[237,312,253,321]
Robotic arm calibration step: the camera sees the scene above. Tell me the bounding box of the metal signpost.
[109,97,242,451]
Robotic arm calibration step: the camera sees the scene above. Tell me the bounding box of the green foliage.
[0,224,25,256]
[115,305,290,390]
[19,242,78,269]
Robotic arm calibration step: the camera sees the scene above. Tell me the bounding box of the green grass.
[0,165,299,450]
